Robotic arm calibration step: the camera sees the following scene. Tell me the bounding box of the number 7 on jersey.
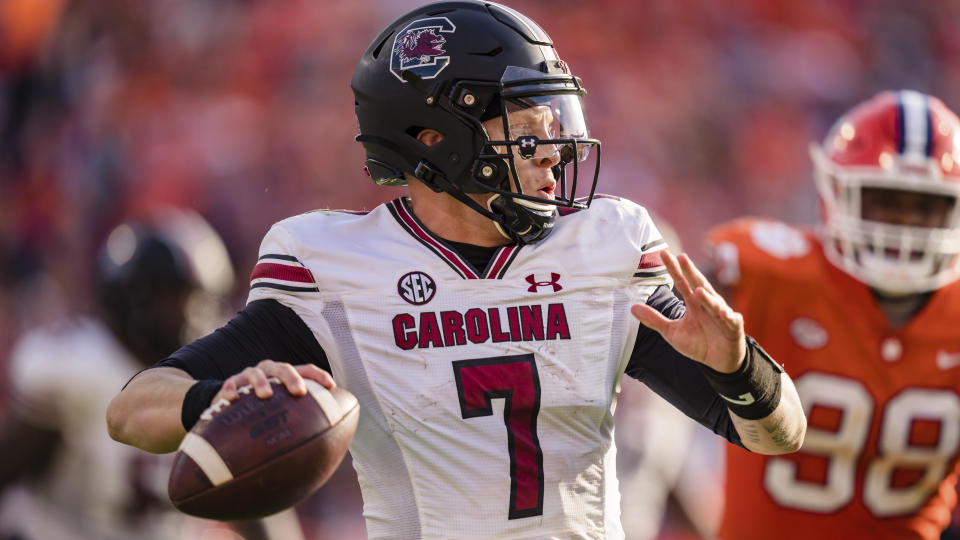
[453,354,544,519]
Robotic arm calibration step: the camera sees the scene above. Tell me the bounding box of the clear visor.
[483,93,593,166]
[500,94,591,162]
[474,66,600,208]
[494,65,592,162]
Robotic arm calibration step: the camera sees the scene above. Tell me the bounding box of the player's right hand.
[213,359,335,403]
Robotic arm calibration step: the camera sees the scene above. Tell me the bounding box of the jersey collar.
[387,198,522,279]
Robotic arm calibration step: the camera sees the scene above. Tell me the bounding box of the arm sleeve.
[624,285,743,448]
[152,298,330,380]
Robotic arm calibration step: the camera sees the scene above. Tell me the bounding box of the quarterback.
[712,90,960,540]
[108,2,806,538]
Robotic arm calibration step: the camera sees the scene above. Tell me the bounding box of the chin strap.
[414,160,557,245]
[487,195,514,241]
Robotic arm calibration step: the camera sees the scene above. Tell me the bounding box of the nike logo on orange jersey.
[936,350,960,370]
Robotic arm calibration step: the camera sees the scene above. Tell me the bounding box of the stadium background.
[1,0,959,538]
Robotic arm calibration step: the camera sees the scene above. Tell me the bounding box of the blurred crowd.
[2,0,960,538]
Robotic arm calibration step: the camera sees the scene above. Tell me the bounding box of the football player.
[710,90,960,540]
[0,206,235,539]
[107,2,806,538]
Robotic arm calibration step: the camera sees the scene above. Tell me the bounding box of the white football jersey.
[0,317,182,540]
[247,196,670,539]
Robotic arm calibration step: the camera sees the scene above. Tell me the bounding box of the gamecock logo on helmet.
[390,17,456,82]
[398,29,445,63]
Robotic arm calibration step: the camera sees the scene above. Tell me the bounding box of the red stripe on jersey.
[486,245,518,279]
[250,262,316,284]
[394,201,479,279]
[637,249,665,270]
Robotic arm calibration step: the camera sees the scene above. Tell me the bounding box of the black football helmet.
[352,0,601,244]
[94,206,235,362]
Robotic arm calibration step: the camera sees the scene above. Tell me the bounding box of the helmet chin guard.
[352,1,601,244]
[487,194,556,244]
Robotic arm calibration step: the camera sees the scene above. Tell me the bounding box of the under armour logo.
[526,272,562,292]
[516,136,538,159]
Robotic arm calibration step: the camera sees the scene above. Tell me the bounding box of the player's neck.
[872,290,932,329]
[407,182,511,247]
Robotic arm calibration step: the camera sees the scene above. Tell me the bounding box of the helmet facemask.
[813,147,960,295]
[462,67,599,243]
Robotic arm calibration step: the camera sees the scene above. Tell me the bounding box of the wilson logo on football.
[526,273,562,293]
[398,271,436,305]
[390,17,456,82]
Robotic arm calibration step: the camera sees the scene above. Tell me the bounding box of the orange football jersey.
[709,218,960,540]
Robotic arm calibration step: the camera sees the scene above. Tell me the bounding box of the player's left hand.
[630,251,746,373]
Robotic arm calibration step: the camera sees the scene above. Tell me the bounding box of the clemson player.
[710,90,960,540]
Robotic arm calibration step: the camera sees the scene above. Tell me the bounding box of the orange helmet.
[811,90,960,295]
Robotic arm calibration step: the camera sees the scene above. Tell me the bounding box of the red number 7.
[453,354,544,519]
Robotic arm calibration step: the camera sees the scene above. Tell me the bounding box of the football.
[168,378,359,520]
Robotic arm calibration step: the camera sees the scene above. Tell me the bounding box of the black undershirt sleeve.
[624,285,743,448]
[152,299,330,379]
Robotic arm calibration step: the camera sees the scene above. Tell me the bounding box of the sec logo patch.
[398,271,436,305]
